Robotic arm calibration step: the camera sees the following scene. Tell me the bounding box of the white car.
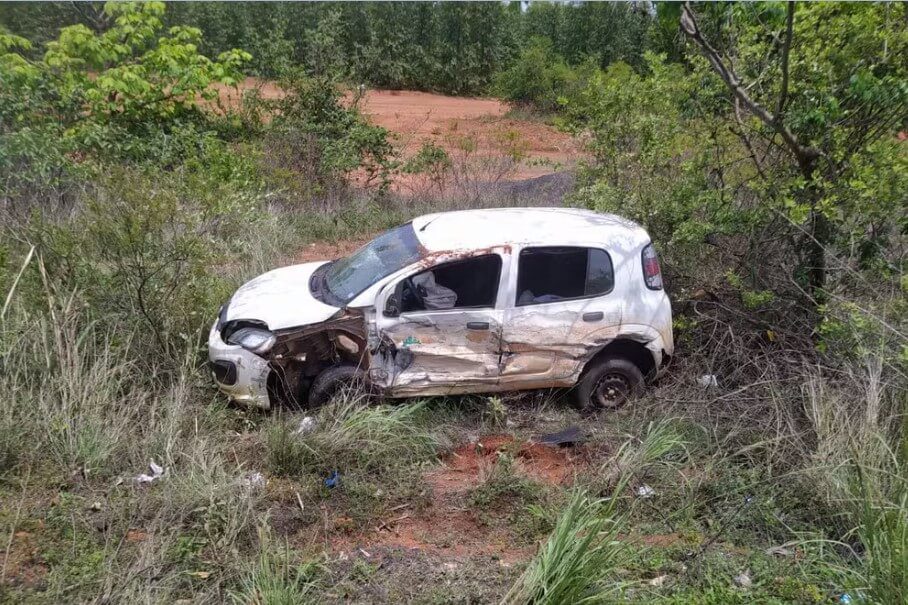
[208,208,673,410]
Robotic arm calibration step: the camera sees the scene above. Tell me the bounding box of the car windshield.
[324,223,423,304]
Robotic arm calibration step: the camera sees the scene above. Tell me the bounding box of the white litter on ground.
[135,460,165,484]
[636,484,656,498]
[697,374,719,387]
[241,471,266,489]
[293,416,317,436]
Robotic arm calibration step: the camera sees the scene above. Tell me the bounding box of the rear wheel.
[574,356,644,411]
[308,364,369,406]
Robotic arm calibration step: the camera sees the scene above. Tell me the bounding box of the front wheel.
[308,364,369,406]
[574,356,644,411]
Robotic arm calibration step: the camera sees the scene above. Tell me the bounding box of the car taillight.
[642,243,663,290]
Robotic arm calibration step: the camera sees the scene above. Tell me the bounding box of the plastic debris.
[241,472,266,489]
[293,416,317,436]
[648,575,668,587]
[636,484,656,498]
[135,460,165,484]
[537,426,583,447]
[697,374,719,388]
[733,571,752,588]
[765,545,794,557]
[324,470,340,488]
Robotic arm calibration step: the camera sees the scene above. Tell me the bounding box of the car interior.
[400,254,501,312]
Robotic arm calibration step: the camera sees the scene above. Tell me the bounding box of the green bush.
[266,399,440,479]
[1,3,250,207]
[494,37,575,112]
[261,72,393,203]
[17,162,254,366]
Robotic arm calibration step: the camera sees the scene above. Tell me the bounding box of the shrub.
[0,3,250,207]
[262,72,393,205]
[494,37,575,112]
[20,165,251,366]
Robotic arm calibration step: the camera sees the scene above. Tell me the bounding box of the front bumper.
[208,320,271,409]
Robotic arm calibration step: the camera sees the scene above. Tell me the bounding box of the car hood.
[225,261,341,331]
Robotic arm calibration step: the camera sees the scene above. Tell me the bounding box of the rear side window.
[516,247,614,306]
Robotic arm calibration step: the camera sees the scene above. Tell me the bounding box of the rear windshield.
[323,224,423,304]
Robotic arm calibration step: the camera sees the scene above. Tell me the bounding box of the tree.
[1,1,250,205]
[679,2,907,301]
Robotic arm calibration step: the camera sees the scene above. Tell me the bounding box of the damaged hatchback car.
[209,208,673,410]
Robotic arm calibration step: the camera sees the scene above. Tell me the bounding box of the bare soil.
[216,78,585,189]
[331,434,585,566]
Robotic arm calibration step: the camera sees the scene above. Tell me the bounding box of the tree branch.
[775,1,794,119]
[681,2,820,176]
[733,97,768,179]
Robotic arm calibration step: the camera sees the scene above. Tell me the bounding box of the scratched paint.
[210,208,674,408]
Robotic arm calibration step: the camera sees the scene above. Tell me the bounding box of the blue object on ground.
[324,470,340,488]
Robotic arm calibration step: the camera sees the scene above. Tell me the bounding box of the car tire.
[574,356,644,412]
[308,364,368,406]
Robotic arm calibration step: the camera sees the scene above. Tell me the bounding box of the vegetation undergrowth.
[0,2,905,603]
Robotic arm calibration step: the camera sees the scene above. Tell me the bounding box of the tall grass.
[799,358,907,603]
[229,530,323,605]
[0,299,144,475]
[852,437,908,604]
[266,396,442,477]
[502,419,687,604]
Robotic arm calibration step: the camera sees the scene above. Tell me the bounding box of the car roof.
[411,207,651,253]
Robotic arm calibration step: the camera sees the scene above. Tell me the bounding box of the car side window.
[516,246,614,306]
[399,254,502,313]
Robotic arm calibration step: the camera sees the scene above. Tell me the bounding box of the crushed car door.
[500,246,621,381]
[373,253,506,395]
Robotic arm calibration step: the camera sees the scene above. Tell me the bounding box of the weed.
[229,529,324,605]
[469,453,544,510]
[482,396,509,430]
[501,489,628,604]
[267,398,441,478]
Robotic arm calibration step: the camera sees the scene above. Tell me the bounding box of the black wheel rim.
[593,372,631,409]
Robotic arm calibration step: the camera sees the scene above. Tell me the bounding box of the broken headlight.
[226,327,276,355]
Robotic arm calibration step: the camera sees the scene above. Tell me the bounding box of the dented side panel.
[376,311,505,396]
[371,247,512,395]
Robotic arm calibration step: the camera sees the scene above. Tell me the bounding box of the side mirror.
[383,294,400,318]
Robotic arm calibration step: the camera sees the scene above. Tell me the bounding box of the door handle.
[582,311,604,323]
[466,321,489,330]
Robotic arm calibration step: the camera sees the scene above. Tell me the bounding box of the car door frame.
[498,242,625,388]
[370,246,514,397]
